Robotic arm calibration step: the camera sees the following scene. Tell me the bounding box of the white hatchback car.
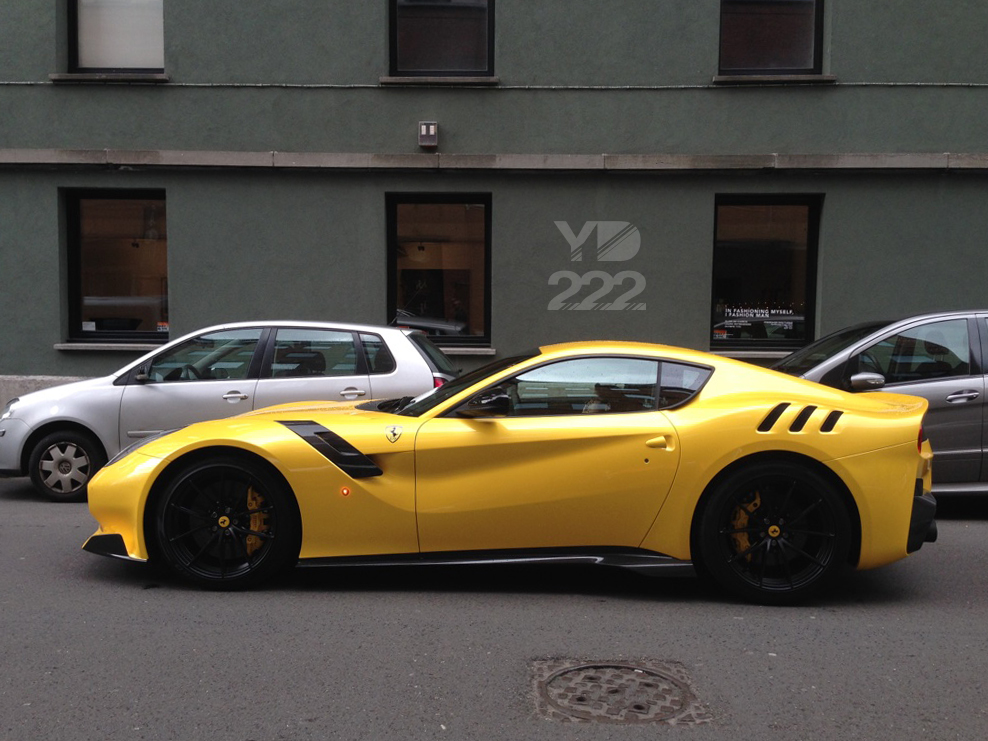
[0,321,457,501]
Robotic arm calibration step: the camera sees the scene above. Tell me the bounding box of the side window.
[360,333,397,374]
[146,329,262,383]
[502,357,659,417]
[269,329,360,378]
[852,319,971,385]
[659,362,713,408]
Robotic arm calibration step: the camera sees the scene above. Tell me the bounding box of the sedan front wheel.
[28,430,106,502]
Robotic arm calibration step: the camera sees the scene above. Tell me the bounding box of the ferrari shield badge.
[385,425,403,444]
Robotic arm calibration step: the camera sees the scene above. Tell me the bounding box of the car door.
[251,327,372,409]
[117,327,263,450]
[413,356,683,553]
[846,316,983,484]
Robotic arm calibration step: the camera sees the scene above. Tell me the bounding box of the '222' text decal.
[548,221,646,311]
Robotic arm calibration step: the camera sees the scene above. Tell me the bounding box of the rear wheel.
[151,456,301,589]
[28,430,106,502]
[696,462,851,605]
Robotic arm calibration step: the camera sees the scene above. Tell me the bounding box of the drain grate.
[532,659,712,725]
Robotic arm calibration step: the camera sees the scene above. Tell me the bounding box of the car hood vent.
[758,403,843,434]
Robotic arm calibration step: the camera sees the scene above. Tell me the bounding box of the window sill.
[712,74,837,85]
[438,347,497,357]
[50,73,170,84]
[55,342,161,352]
[380,76,500,86]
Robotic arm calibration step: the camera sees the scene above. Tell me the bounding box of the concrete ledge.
[1,375,91,405]
[4,148,988,172]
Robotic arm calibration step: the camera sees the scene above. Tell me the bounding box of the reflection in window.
[711,197,821,349]
[852,320,971,385]
[719,0,822,75]
[506,357,659,416]
[69,191,168,340]
[270,329,359,378]
[388,194,491,345]
[391,0,493,75]
[72,0,165,72]
[147,329,261,383]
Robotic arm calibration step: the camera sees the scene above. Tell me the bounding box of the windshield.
[773,322,887,376]
[397,352,540,417]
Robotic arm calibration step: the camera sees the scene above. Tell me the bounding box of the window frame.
[717,0,824,77]
[710,194,822,352]
[67,0,165,74]
[386,192,493,348]
[65,188,169,344]
[388,0,496,78]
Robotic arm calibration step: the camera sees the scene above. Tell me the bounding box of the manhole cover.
[532,659,712,725]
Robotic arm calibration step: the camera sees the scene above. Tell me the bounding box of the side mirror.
[849,372,886,391]
[134,364,150,383]
[457,387,510,418]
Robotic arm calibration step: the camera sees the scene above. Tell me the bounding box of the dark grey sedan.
[774,311,986,495]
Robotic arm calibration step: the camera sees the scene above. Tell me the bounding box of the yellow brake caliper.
[729,491,761,561]
[245,486,269,557]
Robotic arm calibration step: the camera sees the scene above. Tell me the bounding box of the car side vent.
[820,410,843,433]
[789,405,818,432]
[758,403,791,432]
[279,420,383,478]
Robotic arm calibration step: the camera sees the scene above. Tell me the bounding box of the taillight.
[433,376,447,388]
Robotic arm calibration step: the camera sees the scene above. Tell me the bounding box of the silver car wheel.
[39,442,91,495]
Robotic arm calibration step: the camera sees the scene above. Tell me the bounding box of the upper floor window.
[390,0,494,76]
[66,190,168,341]
[719,0,823,75]
[711,195,822,350]
[70,0,164,72]
[387,193,491,346]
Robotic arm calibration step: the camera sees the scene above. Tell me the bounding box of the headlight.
[1,398,19,421]
[106,428,182,467]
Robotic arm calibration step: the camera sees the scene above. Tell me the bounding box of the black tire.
[151,455,301,589]
[28,430,106,502]
[696,461,852,605]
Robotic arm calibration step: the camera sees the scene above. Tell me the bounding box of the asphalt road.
[1,476,987,741]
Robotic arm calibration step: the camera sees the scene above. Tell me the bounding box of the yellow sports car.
[84,341,937,604]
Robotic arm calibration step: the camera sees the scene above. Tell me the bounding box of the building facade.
[2,1,988,399]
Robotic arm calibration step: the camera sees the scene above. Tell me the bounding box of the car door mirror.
[849,372,886,391]
[457,387,510,418]
[134,364,150,383]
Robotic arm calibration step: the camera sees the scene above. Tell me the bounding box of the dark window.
[850,319,972,385]
[69,0,164,73]
[359,333,398,375]
[387,193,491,346]
[711,196,821,349]
[390,0,494,76]
[67,190,168,341]
[719,0,823,75]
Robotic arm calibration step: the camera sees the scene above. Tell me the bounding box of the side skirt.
[298,547,695,578]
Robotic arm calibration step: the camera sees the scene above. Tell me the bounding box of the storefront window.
[387,194,491,346]
[711,196,821,349]
[68,191,168,341]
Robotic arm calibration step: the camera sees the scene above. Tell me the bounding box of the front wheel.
[28,430,106,502]
[151,456,301,589]
[696,462,852,605]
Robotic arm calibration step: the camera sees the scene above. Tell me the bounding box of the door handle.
[645,434,675,450]
[946,389,980,403]
[340,387,367,399]
[222,391,249,402]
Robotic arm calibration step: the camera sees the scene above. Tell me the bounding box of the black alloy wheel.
[152,456,301,589]
[28,430,106,502]
[697,462,852,605]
